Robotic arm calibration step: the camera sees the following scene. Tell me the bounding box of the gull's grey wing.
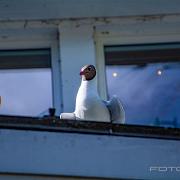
[60,113,76,120]
[104,96,125,124]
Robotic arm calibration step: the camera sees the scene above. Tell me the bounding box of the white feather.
[74,78,110,122]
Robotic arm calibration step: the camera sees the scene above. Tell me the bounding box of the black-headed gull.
[60,65,125,124]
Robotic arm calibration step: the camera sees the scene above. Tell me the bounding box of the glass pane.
[106,63,180,127]
[0,69,53,116]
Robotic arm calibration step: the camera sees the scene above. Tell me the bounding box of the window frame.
[0,39,62,116]
[94,26,180,131]
[95,32,180,100]
[104,44,180,127]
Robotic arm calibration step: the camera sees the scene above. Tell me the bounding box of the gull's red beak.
[80,70,84,76]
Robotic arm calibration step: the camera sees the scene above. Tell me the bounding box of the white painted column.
[59,22,96,112]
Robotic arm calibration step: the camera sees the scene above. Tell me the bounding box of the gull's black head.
[80,65,96,81]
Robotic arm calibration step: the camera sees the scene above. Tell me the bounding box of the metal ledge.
[0,115,180,140]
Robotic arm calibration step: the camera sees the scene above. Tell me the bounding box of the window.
[105,43,180,128]
[0,49,53,116]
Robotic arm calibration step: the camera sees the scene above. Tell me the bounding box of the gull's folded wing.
[104,96,125,124]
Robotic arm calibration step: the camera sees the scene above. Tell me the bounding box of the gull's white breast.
[74,80,110,122]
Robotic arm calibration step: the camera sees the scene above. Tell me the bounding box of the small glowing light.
[157,69,162,76]
[112,72,118,77]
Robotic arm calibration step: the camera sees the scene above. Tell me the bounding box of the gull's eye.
[87,67,92,71]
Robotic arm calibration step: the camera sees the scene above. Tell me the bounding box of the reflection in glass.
[106,63,180,127]
[0,69,53,116]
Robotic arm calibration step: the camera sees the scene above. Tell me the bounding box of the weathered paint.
[0,2,179,180]
[0,0,180,20]
[0,128,180,180]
